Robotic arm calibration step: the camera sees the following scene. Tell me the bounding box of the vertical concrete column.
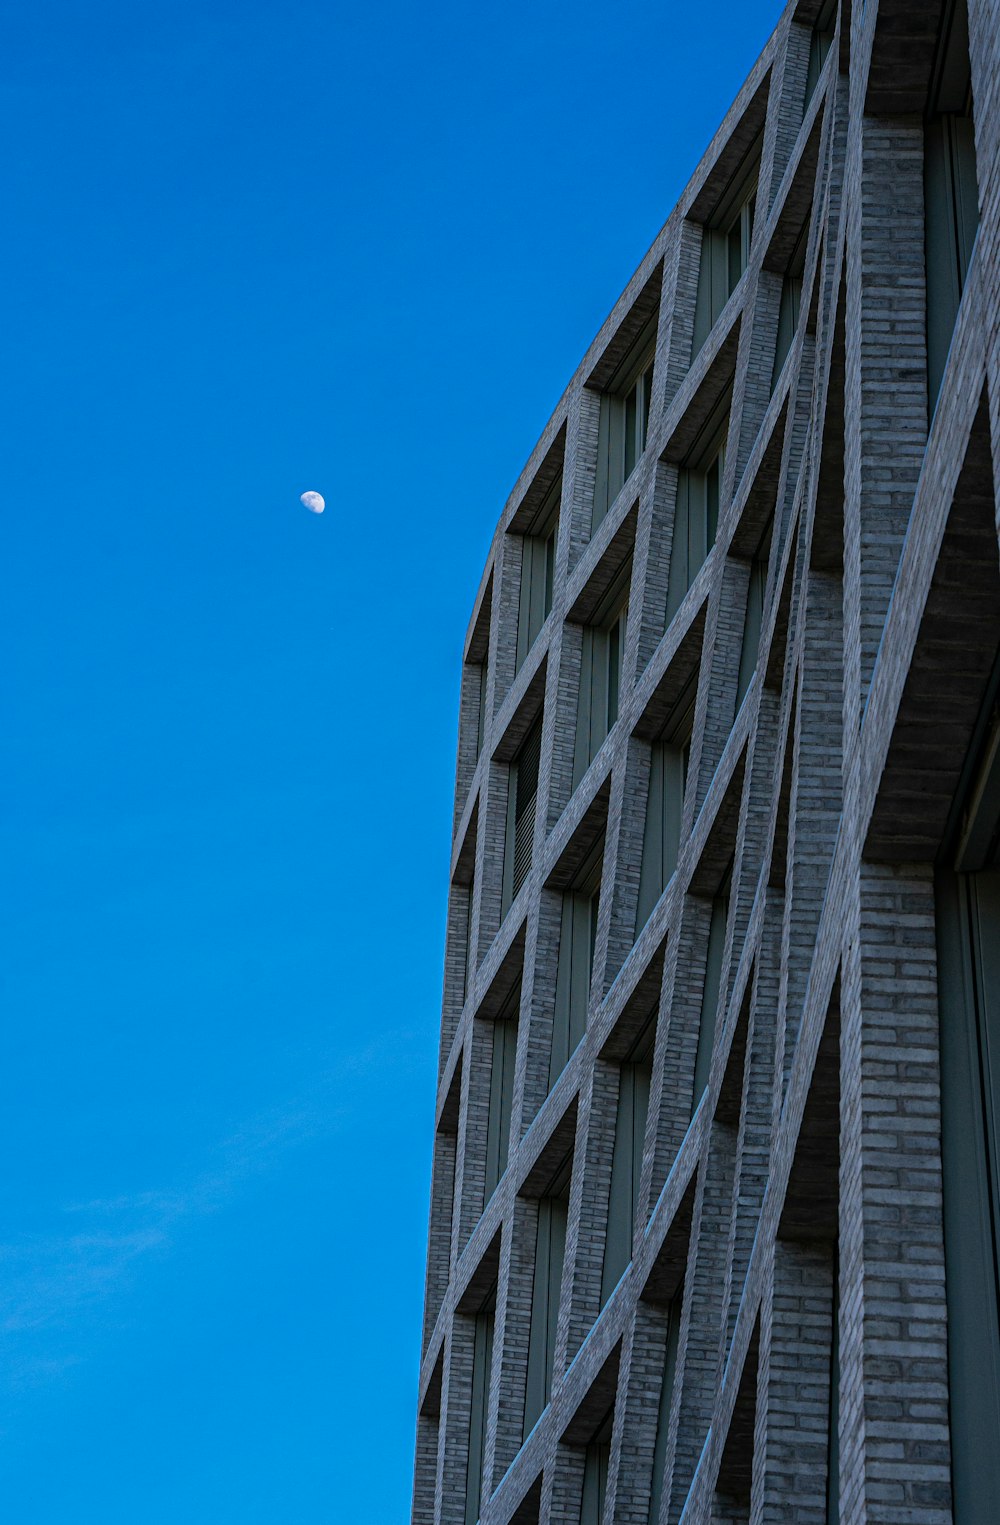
[838,861,952,1525]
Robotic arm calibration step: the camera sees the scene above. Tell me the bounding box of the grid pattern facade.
[413,1,1000,1522]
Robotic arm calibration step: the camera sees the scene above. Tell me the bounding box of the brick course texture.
[412,1,1000,1521]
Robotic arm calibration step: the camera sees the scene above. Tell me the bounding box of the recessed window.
[516,475,560,673]
[484,982,520,1204]
[693,151,760,354]
[502,716,543,917]
[524,1151,573,1435]
[580,1406,615,1525]
[936,712,1000,1520]
[666,398,731,625]
[550,838,604,1088]
[925,0,979,410]
[636,689,695,933]
[573,565,631,789]
[772,218,810,390]
[736,519,774,708]
[592,323,656,533]
[692,870,732,1113]
[465,1286,497,1525]
[601,1013,655,1304]
[804,0,837,105]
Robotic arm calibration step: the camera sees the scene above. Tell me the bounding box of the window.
[516,476,560,672]
[573,566,631,789]
[483,983,520,1204]
[601,1014,656,1304]
[592,323,656,533]
[523,1151,573,1435]
[636,691,695,934]
[550,838,604,1088]
[580,1406,615,1525]
[693,153,759,354]
[936,714,1000,1522]
[465,1286,497,1525]
[736,519,774,708]
[692,872,732,1113]
[502,717,543,916]
[772,217,810,390]
[804,0,836,105]
[925,0,979,409]
[666,399,730,625]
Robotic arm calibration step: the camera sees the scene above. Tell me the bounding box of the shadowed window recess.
[666,396,731,624]
[483,982,520,1206]
[502,716,543,916]
[573,565,631,788]
[692,866,732,1114]
[693,144,761,355]
[636,684,696,934]
[601,1011,656,1305]
[550,837,605,1090]
[516,476,560,673]
[523,1149,574,1437]
[736,516,774,708]
[579,1404,614,1525]
[465,1284,497,1525]
[924,0,979,409]
[592,322,656,534]
[936,702,1000,1524]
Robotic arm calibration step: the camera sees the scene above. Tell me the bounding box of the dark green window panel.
[580,1407,614,1525]
[772,274,803,390]
[666,403,730,625]
[515,475,561,673]
[550,838,604,1089]
[692,154,759,356]
[592,323,657,533]
[937,717,1000,1524]
[804,0,836,105]
[601,1033,654,1304]
[484,984,520,1205]
[925,0,979,411]
[465,1290,497,1525]
[502,716,543,917]
[736,519,773,709]
[523,1152,572,1437]
[692,878,731,1112]
[649,1298,682,1521]
[636,693,694,933]
[573,566,631,789]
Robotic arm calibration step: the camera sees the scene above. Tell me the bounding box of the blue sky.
[4,2,781,1518]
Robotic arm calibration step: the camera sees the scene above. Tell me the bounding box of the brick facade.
[413,1,1000,1520]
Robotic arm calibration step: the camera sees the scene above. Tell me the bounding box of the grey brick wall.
[412,1,1000,1520]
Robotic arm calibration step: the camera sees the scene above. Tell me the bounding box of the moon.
[300,490,325,515]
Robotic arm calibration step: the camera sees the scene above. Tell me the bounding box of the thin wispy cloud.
[0,1030,413,1391]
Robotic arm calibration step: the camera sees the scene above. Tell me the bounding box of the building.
[412,0,1000,1521]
